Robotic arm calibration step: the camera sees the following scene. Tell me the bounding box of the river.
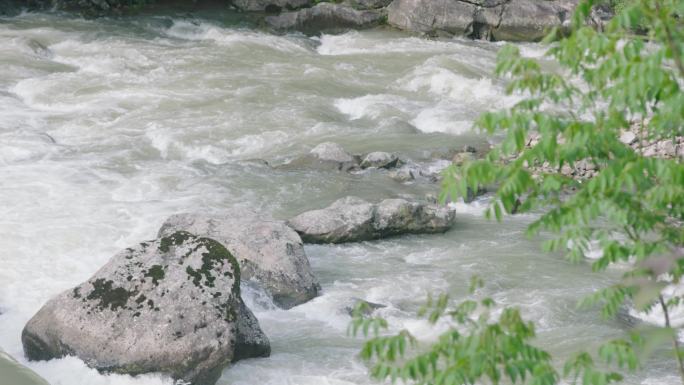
[0,8,678,385]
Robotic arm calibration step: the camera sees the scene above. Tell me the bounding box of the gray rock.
[265,3,387,34]
[345,298,387,316]
[233,0,312,12]
[0,349,50,385]
[388,167,415,182]
[361,152,399,169]
[289,196,376,243]
[373,198,454,234]
[288,197,455,243]
[22,232,269,385]
[158,212,320,309]
[387,0,574,41]
[233,299,271,362]
[279,142,359,171]
[387,0,478,36]
[491,0,571,42]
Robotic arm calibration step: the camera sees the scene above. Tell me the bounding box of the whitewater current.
[0,9,679,385]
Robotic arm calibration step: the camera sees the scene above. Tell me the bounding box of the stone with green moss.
[21,231,269,385]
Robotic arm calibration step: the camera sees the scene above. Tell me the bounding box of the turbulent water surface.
[0,8,678,385]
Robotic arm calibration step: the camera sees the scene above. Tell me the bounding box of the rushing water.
[0,8,679,385]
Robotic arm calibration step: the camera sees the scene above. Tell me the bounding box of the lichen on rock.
[21,231,269,385]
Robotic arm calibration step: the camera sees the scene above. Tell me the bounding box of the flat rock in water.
[158,212,320,309]
[288,196,455,243]
[22,232,269,385]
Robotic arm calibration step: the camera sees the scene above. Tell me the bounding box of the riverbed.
[0,9,678,385]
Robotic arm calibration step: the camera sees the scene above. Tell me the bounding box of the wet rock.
[388,167,415,183]
[345,298,387,316]
[158,212,320,309]
[265,3,387,34]
[288,196,455,243]
[233,0,312,12]
[491,0,572,42]
[387,0,478,37]
[22,232,269,385]
[360,151,399,169]
[289,196,376,244]
[279,142,359,171]
[588,2,614,31]
[233,299,271,362]
[387,0,574,41]
[0,349,50,385]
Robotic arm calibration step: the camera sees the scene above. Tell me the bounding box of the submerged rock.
[266,3,386,34]
[22,232,269,385]
[288,196,455,243]
[388,167,415,182]
[158,212,320,309]
[345,297,387,316]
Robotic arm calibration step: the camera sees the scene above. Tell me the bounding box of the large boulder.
[266,3,387,34]
[387,0,478,36]
[232,0,312,12]
[288,196,455,243]
[22,232,269,385]
[387,0,575,41]
[491,0,572,41]
[158,212,320,309]
[278,142,359,172]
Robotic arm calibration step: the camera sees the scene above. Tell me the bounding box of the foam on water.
[630,282,684,328]
[333,94,421,121]
[164,20,310,53]
[315,31,493,56]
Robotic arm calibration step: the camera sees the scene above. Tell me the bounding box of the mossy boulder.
[21,232,269,385]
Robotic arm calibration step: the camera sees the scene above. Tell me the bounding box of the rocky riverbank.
[1,0,612,42]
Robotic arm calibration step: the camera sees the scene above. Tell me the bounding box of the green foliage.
[351,281,649,385]
[441,0,683,324]
[358,0,684,384]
